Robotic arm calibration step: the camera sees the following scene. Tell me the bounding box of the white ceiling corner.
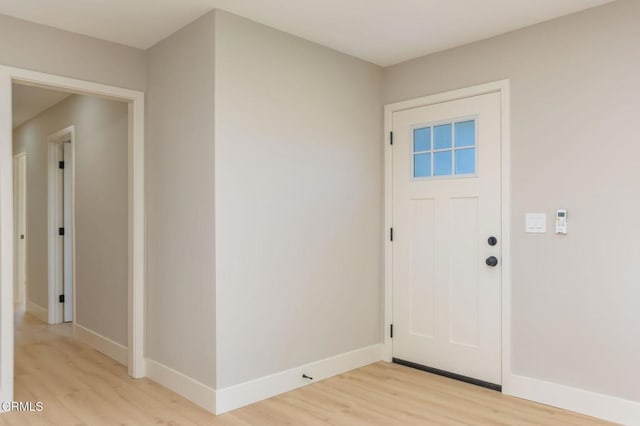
[0,0,616,66]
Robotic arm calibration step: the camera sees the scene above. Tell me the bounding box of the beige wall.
[384,0,640,402]
[145,11,216,387]
[0,14,145,90]
[13,93,129,346]
[214,10,383,389]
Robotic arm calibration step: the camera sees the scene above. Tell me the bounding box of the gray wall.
[13,94,129,346]
[214,11,383,388]
[146,11,216,387]
[384,0,640,402]
[0,14,145,90]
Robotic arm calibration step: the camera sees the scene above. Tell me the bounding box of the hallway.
[4,310,216,424]
[1,311,607,425]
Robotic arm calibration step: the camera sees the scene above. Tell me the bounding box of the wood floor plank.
[1,310,612,425]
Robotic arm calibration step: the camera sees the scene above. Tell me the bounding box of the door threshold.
[392,358,502,392]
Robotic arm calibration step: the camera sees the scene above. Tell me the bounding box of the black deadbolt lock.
[487,236,497,246]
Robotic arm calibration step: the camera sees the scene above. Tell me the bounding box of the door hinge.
[58,227,65,236]
[59,294,65,303]
[390,324,394,338]
[390,227,393,242]
[390,131,393,145]
[59,161,65,169]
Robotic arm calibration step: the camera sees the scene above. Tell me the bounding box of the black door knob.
[487,236,497,246]
[486,256,498,267]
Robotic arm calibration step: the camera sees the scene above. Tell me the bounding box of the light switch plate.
[526,213,546,233]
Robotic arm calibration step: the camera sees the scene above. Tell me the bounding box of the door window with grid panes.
[413,119,476,179]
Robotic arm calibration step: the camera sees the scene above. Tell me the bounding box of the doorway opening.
[0,66,146,406]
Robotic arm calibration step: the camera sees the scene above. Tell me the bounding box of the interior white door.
[13,154,26,305]
[392,92,502,386]
[62,142,73,322]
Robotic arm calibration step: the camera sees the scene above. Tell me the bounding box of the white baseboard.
[215,343,384,415]
[505,374,640,425]
[146,359,216,413]
[73,323,128,367]
[26,301,48,323]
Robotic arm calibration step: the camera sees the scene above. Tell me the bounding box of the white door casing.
[391,91,503,385]
[0,69,13,408]
[0,66,146,408]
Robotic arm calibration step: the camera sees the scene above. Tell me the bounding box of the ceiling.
[0,0,615,66]
[12,84,71,129]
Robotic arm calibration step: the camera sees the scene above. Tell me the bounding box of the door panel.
[409,198,435,338]
[392,92,502,385]
[449,196,479,347]
[14,154,26,305]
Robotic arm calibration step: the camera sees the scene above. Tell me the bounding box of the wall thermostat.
[555,209,567,234]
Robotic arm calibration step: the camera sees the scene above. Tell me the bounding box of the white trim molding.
[507,374,640,425]
[25,301,48,323]
[127,97,145,379]
[146,359,216,414]
[215,344,384,415]
[74,324,128,367]
[0,67,14,406]
[0,65,146,407]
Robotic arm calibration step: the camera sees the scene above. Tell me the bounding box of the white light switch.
[526,213,546,233]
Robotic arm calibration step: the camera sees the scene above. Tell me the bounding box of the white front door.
[392,92,502,386]
[13,153,26,305]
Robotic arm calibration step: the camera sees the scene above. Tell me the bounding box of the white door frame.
[12,153,26,306]
[383,80,512,391]
[0,65,146,406]
[47,126,75,324]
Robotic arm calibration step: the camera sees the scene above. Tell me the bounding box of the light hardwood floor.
[1,310,610,425]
